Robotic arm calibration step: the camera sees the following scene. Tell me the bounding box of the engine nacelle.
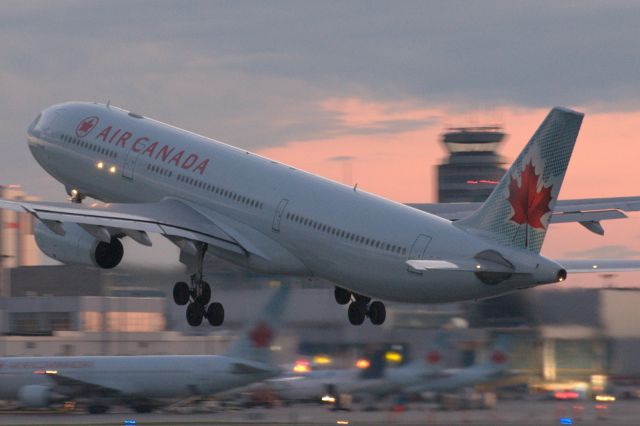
[34,221,124,269]
[17,384,53,408]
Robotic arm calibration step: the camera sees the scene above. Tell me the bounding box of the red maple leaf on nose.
[249,322,273,348]
[508,161,552,229]
[78,119,95,132]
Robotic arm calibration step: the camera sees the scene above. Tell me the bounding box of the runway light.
[45,370,58,375]
[355,358,371,369]
[337,421,350,425]
[554,390,580,400]
[595,394,616,402]
[560,418,573,425]
[124,420,137,426]
[385,351,403,363]
[293,359,311,373]
[109,165,117,174]
[314,354,332,365]
[322,395,336,403]
[293,363,311,373]
[96,161,104,169]
[592,264,598,269]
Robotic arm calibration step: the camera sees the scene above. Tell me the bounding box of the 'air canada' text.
[94,124,210,175]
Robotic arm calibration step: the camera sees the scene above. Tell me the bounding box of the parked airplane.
[271,337,448,402]
[0,285,289,414]
[2,102,639,327]
[404,336,511,395]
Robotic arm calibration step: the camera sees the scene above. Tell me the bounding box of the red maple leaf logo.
[249,321,273,348]
[425,351,442,365]
[508,161,552,230]
[76,116,99,137]
[491,351,507,364]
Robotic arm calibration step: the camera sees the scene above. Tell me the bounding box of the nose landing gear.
[172,243,225,327]
[334,286,386,326]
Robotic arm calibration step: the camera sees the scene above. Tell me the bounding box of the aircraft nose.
[27,111,43,138]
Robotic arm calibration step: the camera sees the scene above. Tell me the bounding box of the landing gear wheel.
[173,282,190,305]
[334,286,351,305]
[368,301,386,325]
[196,281,211,305]
[348,302,367,326]
[186,302,204,327]
[207,302,225,326]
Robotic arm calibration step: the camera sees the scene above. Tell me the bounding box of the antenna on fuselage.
[106,100,111,109]
[353,183,358,192]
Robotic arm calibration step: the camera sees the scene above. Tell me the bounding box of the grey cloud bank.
[1,0,639,197]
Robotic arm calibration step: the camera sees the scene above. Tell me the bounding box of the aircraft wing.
[41,370,121,399]
[409,196,640,235]
[0,197,251,257]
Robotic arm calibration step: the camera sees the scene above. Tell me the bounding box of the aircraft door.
[407,234,432,272]
[122,140,146,180]
[272,199,289,232]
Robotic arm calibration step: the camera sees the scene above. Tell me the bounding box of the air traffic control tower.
[437,126,507,203]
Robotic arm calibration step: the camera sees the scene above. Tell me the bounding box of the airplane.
[2,102,640,327]
[403,335,511,395]
[0,284,289,414]
[270,336,448,403]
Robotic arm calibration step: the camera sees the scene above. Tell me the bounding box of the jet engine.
[34,221,123,269]
[17,384,54,408]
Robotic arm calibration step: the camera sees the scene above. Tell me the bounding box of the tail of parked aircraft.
[224,284,290,364]
[456,108,584,253]
[483,335,510,371]
[421,332,449,371]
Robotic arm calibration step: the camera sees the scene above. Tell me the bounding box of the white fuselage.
[27,102,562,303]
[0,355,276,401]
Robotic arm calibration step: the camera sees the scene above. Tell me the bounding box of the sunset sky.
[1,1,639,286]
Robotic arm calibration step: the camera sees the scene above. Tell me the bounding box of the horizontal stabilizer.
[558,259,640,273]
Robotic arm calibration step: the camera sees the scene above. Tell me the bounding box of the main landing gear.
[172,244,224,327]
[334,286,386,326]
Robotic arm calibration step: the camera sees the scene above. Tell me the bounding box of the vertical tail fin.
[421,332,449,371]
[484,335,510,370]
[456,107,584,253]
[224,284,290,364]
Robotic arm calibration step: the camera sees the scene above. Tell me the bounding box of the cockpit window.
[29,113,42,130]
